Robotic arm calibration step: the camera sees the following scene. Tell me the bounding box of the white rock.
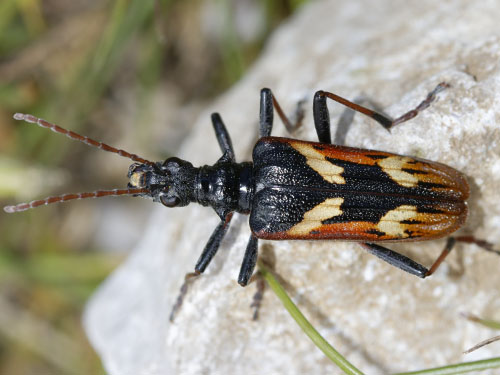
[84,1,500,374]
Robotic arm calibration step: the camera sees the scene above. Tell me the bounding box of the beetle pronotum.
[5,83,496,288]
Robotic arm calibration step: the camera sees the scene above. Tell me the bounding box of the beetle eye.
[163,157,182,168]
[160,195,180,207]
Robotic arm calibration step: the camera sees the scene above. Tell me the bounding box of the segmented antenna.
[3,188,150,213]
[13,113,155,166]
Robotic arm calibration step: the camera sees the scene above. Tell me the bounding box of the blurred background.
[0,0,309,373]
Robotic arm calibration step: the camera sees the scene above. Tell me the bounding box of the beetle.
[4,82,495,287]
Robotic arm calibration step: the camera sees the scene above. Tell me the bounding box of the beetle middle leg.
[259,88,305,137]
[238,234,259,286]
[250,275,266,321]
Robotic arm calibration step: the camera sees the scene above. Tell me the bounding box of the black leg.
[360,243,429,278]
[260,89,274,137]
[250,276,265,320]
[238,234,258,286]
[313,92,392,143]
[362,235,500,279]
[171,212,233,321]
[211,113,235,161]
[259,88,305,138]
[360,237,457,278]
[169,272,199,322]
[313,82,450,138]
[313,91,331,143]
[195,213,233,273]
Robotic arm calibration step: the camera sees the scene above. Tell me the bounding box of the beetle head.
[127,157,195,208]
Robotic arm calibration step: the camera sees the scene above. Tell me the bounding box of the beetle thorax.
[195,161,253,219]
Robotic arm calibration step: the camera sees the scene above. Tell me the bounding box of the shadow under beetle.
[5,83,497,288]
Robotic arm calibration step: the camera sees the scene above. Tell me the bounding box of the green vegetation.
[0,0,307,373]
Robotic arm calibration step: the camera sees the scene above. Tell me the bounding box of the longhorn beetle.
[4,83,496,287]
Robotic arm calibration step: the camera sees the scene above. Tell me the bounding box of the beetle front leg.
[170,213,234,321]
[211,113,235,161]
[169,272,199,322]
[195,213,234,273]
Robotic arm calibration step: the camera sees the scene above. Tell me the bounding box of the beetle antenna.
[3,188,150,213]
[13,113,155,166]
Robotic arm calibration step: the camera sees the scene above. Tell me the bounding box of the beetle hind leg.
[313,82,450,144]
[455,235,499,256]
[363,235,499,278]
[360,243,429,278]
[361,237,457,278]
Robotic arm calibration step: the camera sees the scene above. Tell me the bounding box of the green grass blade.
[462,313,500,330]
[393,356,500,375]
[257,260,364,375]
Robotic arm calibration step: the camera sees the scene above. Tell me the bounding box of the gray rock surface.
[84,1,500,374]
